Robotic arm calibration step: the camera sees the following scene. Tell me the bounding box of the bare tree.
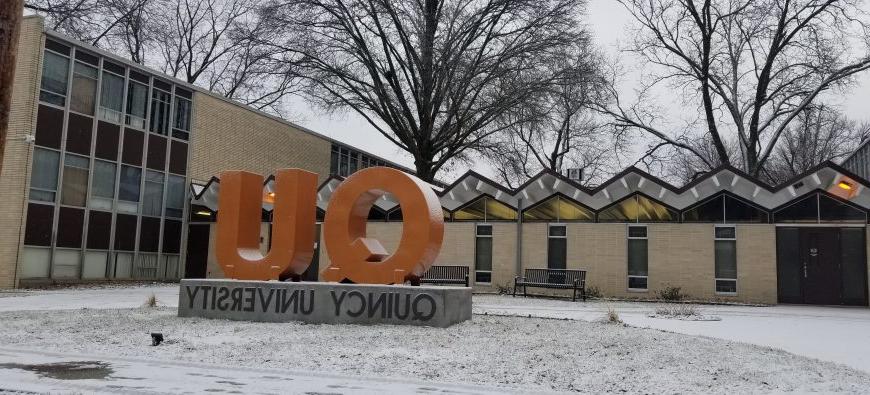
[266,0,586,182]
[27,0,302,114]
[481,44,616,188]
[765,105,870,183]
[596,0,870,178]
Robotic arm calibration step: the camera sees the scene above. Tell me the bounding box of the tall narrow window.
[165,174,185,218]
[627,225,648,290]
[118,165,142,213]
[143,170,164,216]
[126,80,148,129]
[61,154,90,207]
[40,50,70,106]
[150,88,172,135]
[475,224,493,283]
[99,72,125,123]
[547,225,567,270]
[90,160,116,210]
[173,95,191,140]
[714,226,737,294]
[70,62,98,115]
[29,148,60,202]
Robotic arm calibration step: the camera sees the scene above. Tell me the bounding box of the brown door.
[800,228,842,305]
[185,224,210,278]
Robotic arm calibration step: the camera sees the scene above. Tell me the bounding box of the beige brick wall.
[0,17,44,289]
[189,93,332,183]
[734,225,778,304]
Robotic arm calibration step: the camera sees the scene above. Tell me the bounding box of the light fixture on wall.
[195,210,212,216]
[838,181,854,191]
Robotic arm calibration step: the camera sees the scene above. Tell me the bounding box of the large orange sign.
[216,167,444,284]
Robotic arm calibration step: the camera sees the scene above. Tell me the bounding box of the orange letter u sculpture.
[322,167,444,284]
[216,169,317,280]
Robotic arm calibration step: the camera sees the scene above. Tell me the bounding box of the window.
[453,196,517,221]
[475,224,493,283]
[99,72,125,123]
[547,225,567,270]
[599,194,677,223]
[29,148,60,202]
[70,62,98,115]
[714,226,737,294]
[627,225,648,290]
[61,154,90,207]
[143,170,164,216]
[165,174,185,218]
[90,160,116,210]
[523,195,594,222]
[40,50,69,106]
[173,96,191,140]
[150,88,172,135]
[682,193,769,223]
[118,165,142,213]
[126,80,148,129]
[774,192,867,223]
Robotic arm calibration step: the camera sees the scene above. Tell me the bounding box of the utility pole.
[0,0,24,176]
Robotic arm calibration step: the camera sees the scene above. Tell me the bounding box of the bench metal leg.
[572,287,577,302]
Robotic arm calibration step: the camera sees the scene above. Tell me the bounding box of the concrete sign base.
[177,279,472,327]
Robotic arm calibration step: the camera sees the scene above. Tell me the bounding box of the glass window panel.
[143,170,165,216]
[90,160,116,210]
[547,237,567,270]
[70,62,97,115]
[25,203,54,246]
[30,148,60,202]
[166,174,185,218]
[453,198,486,221]
[819,194,866,223]
[126,81,148,129]
[628,276,648,289]
[40,51,69,105]
[715,279,736,293]
[525,196,591,222]
[174,96,191,132]
[598,195,637,222]
[715,240,737,279]
[475,235,492,272]
[21,247,51,278]
[627,239,648,276]
[118,165,142,203]
[774,193,819,223]
[724,195,769,223]
[61,154,89,207]
[549,225,567,237]
[52,249,81,278]
[476,224,493,236]
[56,207,85,248]
[682,195,724,223]
[637,195,678,222]
[628,225,647,238]
[150,89,172,135]
[99,72,125,123]
[484,197,517,221]
[714,226,736,239]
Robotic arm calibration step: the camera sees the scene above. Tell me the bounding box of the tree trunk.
[0,0,23,177]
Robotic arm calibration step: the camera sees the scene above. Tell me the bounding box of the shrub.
[143,293,158,308]
[657,286,686,301]
[605,306,622,324]
[585,285,602,299]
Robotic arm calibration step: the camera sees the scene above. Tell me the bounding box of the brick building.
[0,17,398,288]
[5,17,870,307]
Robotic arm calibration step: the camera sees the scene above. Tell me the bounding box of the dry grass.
[605,306,623,324]
[143,293,158,308]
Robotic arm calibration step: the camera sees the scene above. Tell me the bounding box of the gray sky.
[290,0,870,182]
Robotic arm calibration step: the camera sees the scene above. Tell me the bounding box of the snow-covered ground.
[1,285,870,393]
[473,294,870,374]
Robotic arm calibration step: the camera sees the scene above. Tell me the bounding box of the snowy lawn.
[1,306,869,393]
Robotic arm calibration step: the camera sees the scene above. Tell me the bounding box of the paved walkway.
[0,347,527,394]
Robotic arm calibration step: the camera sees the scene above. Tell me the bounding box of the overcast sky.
[290,0,870,182]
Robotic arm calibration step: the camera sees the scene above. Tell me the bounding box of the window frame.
[714,225,738,295]
[547,223,568,270]
[627,224,649,291]
[474,223,493,284]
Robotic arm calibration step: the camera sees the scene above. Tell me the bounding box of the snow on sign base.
[177,279,472,327]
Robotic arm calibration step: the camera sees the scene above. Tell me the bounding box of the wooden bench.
[419,265,470,287]
[513,269,586,301]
